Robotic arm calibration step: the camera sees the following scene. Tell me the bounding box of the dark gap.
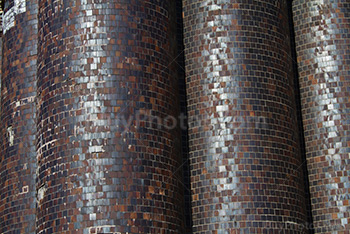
[287,2,315,234]
[0,0,4,12]
[175,0,192,233]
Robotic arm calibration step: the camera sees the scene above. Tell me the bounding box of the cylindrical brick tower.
[292,1,350,233]
[183,0,308,232]
[36,0,184,233]
[0,0,38,233]
[0,0,38,234]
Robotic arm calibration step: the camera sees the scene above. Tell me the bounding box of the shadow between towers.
[288,2,315,233]
[176,0,193,233]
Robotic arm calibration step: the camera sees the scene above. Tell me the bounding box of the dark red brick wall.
[0,0,38,233]
[36,0,184,233]
[183,0,308,232]
[292,0,350,233]
[1,0,350,233]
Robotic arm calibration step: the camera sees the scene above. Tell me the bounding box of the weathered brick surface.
[0,0,38,233]
[183,0,308,233]
[292,0,350,233]
[1,0,349,233]
[36,0,184,233]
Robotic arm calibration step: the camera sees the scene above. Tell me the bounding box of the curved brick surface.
[292,0,350,233]
[183,0,308,232]
[36,0,183,233]
[0,0,38,233]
